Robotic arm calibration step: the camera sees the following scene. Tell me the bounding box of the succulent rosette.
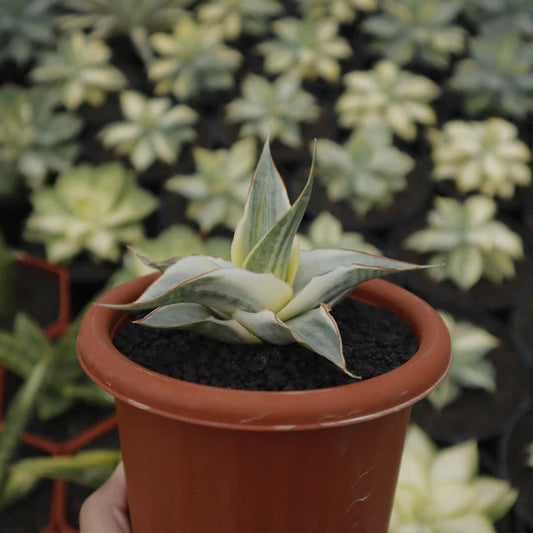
[109,142,427,376]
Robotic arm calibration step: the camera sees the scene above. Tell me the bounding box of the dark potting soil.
[113,298,418,391]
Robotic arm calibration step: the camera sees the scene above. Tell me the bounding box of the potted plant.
[77,141,451,532]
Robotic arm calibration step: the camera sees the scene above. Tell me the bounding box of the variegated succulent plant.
[99,91,198,171]
[466,0,533,39]
[451,30,533,118]
[0,86,82,193]
[428,311,498,410]
[315,124,414,215]
[149,14,242,100]
[390,426,518,532]
[428,118,531,199]
[296,0,377,22]
[226,74,320,148]
[31,31,127,111]
[404,195,524,290]
[0,0,56,65]
[58,0,193,64]
[298,212,381,254]
[108,141,427,377]
[363,0,467,69]
[165,138,257,232]
[256,17,352,82]
[24,163,158,263]
[197,0,284,40]
[336,60,440,141]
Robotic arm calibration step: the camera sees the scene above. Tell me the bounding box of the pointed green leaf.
[243,147,315,281]
[231,140,292,267]
[128,268,293,315]
[285,305,358,377]
[292,249,428,293]
[279,261,421,321]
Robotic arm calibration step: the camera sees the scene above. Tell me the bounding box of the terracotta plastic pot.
[77,275,451,533]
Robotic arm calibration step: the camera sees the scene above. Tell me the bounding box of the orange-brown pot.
[77,275,451,533]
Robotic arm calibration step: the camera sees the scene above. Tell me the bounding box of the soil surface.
[113,297,417,391]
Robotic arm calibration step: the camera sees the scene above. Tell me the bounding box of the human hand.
[80,461,131,533]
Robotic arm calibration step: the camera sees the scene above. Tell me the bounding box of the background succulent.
[31,31,127,111]
[58,0,193,63]
[466,0,533,39]
[226,74,319,148]
[404,195,524,290]
[0,86,82,193]
[165,138,256,232]
[428,118,531,199]
[24,163,158,263]
[296,0,377,22]
[298,212,381,254]
[390,426,518,532]
[363,0,467,69]
[149,15,242,100]
[428,311,498,410]
[336,60,440,141]
[451,30,533,118]
[110,141,426,377]
[100,91,197,171]
[315,125,414,215]
[256,17,351,82]
[109,225,231,288]
[197,0,284,40]
[0,0,56,66]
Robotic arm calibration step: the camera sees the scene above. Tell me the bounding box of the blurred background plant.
[404,195,524,290]
[428,311,498,410]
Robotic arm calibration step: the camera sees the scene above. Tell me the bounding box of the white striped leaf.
[231,140,292,268]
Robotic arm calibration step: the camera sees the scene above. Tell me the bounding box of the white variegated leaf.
[109,265,293,315]
[293,249,426,292]
[243,147,315,282]
[233,309,295,344]
[231,140,292,268]
[431,441,478,484]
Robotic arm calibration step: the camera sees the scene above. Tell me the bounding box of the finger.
[80,461,131,533]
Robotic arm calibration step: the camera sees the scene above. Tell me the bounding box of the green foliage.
[149,14,242,100]
[0,86,82,193]
[363,0,466,69]
[391,426,518,532]
[108,141,426,377]
[428,118,531,199]
[166,138,257,232]
[315,125,414,215]
[256,17,352,82]
[404,195,524,290]
[109,225,231,288]
[31,31,127,111]
[336,60,440,141]
[227,74,320,148]
[0,234,15,323]
[100,91,197,171]
[298,212,381,254]
[0,314,113,422]
[451,30,533,118]
[296,0,377,22]
[58,0,193,63]
[1,450,121,510]
[0,356,50,498]
[428,311,498,410]
[0,0,56,65]
[24,163,158,263]
[198,0,284,40]
[466,0,533,38]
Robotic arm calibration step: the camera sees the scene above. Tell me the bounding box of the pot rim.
[77,275,451,431]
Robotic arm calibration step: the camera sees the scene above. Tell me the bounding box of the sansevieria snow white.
[108,140,430,377]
